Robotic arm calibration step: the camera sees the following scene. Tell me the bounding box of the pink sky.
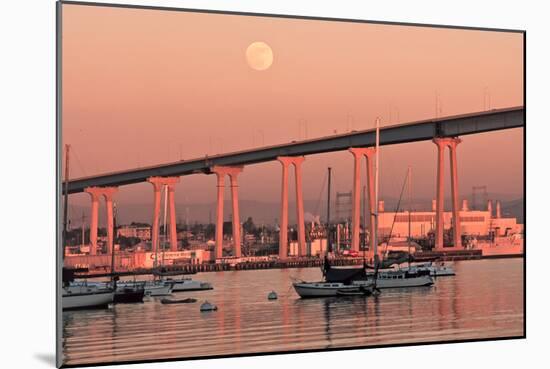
[62,4,523,217]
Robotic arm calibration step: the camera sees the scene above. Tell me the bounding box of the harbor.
[62,258,523,366]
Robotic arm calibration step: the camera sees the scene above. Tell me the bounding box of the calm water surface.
[63,258,524,365]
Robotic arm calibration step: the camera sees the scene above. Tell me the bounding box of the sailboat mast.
[81,212,85,249]
[326,167,332,255]
[162,184,168,266]
[62,144,70,260]
[111,202,117,281]
[408,166,412,268]
[373,118,380,265]
[362,185,366,261]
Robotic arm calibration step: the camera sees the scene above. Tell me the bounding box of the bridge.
[64,106,524,263]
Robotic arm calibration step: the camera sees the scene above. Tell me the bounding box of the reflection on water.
[63,258,524,366]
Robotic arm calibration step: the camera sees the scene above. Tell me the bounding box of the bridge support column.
[449,138,462,250]
[364,149,376,258]
[279,159,290,260]
[211,166,244,259]
[85,186,118,255]
[434,139,446,250]
[86,190,100,256]
[294,158,306,257]
[349,149,362,253]
[277,156,306,259]
[168,185,178,252]
[103,188,118,255]
[147,177,180,255]
[433,137,462,250]
[214,171,225,259]
[348,148,377,254]
[229,169,243,258]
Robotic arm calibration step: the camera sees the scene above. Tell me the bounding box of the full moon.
[246,41,273,71]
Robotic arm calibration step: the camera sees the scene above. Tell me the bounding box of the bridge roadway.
[66,106,524,194]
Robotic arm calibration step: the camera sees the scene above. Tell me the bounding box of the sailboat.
[111,203,146,303]
[61,144,115,310]
[153,183,213,293]
[293,118,433,297]
[353,153,433,289]
[142,184,174,296]
[62,284,114,310]
[391,168,455,278]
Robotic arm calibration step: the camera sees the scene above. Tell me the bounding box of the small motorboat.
[161,297,197,304]
[163,277,213,292]
[200,301,218,311]
[267,291,278,300]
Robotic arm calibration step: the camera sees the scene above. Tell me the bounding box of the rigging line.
[383,168,409,255]
[71,146,88,177]
[313,170,328,217]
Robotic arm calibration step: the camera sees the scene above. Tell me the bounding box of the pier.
[71,251,496,279]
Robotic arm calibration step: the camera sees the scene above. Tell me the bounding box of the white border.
[1,1,547,368]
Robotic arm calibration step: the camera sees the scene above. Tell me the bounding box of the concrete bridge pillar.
[348,148,376,254]
[229,169,243,258]
[168,185,178,251]
[448,138,462,250]
[433,137,462,250]
[277,156,306,259]
[84,186,118,255]
[85,189,100,256]
[103,187,118,255]
[211,166,244,259]
[214,171,225,259]
[147,177,180,254]
[364,149,376,257]
[434,139,446,250]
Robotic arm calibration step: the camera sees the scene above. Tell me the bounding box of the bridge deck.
[65,106,524,194]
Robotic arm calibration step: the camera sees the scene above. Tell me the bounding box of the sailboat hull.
[354,274,434,289]
[293,282,362,298]
[62,290,114,310]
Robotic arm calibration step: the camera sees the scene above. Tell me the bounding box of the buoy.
[200,301,218,312]
[267,291,278,300]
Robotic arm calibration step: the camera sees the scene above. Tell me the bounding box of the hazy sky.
[62,4,523,218]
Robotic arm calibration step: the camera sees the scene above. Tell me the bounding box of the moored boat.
[293,281,367,298]
[354,269,434,289]
[403,262,455,276]
[161,297,197,304]
[114,284,145,303]
[117,280,173,296]
[163,277,213,292]
[62,285,114,310]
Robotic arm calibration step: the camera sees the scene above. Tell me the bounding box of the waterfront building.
[117,224,152,240]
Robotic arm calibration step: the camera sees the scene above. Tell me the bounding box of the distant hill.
[67,195,524,227]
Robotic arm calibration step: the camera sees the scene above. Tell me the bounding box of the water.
[62,258,524,366]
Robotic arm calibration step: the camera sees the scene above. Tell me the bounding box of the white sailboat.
[293,281,369,298]
[61,144,115,310]
[62,283,114,310]
[356,141,434,289]
[353,139,434,289]
[62,287,114,310]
